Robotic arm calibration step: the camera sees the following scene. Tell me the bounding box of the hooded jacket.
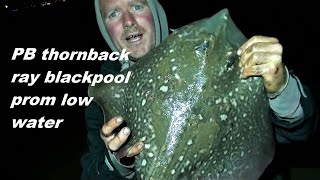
[81,1,318,179]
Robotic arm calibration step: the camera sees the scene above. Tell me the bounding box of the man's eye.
[131,4,143,11]
[108,11,120,19]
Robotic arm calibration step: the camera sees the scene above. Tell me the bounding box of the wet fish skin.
[89,8,275,180]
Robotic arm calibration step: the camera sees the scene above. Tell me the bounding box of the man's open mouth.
[125,33,143,42]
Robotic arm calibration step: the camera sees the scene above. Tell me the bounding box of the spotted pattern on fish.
[90,8,274,180]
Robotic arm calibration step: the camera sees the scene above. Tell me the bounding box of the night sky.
[4,0,320,179]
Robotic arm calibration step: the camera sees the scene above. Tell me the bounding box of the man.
[81,0,317,179]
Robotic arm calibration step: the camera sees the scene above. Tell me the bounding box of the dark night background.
[3,0,320,179]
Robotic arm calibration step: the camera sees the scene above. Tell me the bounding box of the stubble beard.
[119,25,155,60]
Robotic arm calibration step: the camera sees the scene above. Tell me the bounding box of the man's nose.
[122,11,136,29]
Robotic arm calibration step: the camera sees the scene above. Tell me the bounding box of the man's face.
[100,0,155,59]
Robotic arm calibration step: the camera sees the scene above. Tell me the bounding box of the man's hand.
[238,35,287,93]
[100,116,144,159]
